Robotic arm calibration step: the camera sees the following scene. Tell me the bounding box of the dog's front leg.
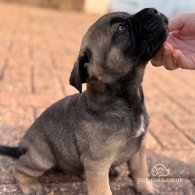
[84,159,112,195]
[127,138,155,194]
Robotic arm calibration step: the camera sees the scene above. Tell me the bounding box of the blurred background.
[2,0,195,16]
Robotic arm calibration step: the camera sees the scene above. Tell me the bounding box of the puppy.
[0,8,168,195]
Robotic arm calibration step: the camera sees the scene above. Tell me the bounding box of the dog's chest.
[132,114,146,138]
[111,115,146,166]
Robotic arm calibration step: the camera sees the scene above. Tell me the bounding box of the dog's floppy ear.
[69,50,90,93]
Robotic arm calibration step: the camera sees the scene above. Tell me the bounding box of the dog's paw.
[28,192,45,195]
[135,180,158,195]
[21,182,45,195]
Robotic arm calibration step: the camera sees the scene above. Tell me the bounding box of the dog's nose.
[148,8,160,15]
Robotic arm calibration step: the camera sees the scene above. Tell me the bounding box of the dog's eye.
[117,24,127,33]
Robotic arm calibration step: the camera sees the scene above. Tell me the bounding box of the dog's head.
[70,8,168,92]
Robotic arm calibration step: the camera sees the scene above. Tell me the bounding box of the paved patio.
[0,2,194,195]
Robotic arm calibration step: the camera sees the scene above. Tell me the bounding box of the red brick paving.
[0,2,194,195]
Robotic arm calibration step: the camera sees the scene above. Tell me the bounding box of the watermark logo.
[137,163,183,184]
[151,164,170,177]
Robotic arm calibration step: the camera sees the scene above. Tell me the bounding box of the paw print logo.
[151,164,170,177]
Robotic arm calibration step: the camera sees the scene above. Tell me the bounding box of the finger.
[173,50,195,70]
[151,42,172,67]
[164,62,178,71]
[169,14,185,32]
[163,43,178,70]
[151,46,164,67]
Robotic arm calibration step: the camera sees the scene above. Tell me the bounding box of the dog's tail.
[0,146,25,159]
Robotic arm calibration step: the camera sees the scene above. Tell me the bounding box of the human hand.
[151,12,195,70]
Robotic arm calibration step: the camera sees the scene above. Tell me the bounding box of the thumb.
[169,14,185,32]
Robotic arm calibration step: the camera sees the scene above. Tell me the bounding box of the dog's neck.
[86,70,144,103]
[87,80,140,96]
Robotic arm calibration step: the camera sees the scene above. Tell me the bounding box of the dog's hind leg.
[14,169,44,195]
[84,159,112,195]
[127,138,155,194]
[13,150,54,195]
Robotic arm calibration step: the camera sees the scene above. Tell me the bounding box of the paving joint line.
[154,71,195,98]
[152,82,192,115]
[57,77,66,96]
[164,114,195,145]
[30,65,35,94]
[32,106,37,120]
[0,58,9,80]
[148,130,164,149]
